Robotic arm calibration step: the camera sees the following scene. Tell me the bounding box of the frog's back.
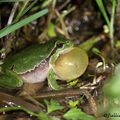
[2,39,57,74]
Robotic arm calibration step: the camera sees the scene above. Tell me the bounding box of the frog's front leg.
[0,70,23,88]
[47,68,61,90]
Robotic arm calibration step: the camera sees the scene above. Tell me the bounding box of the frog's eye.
[56,43,63,48]
[53,47,89,80]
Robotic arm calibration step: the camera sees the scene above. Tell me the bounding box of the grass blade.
[109,0,116,47]
[0,8,48,38]
[96,0,110,27]
[18,0,37,19]
[14,1,30,22]
[0,0,33,2]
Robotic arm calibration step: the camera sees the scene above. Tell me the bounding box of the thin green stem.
[109,0,116,48]
[0,0,27,2]
[96,0,110,27]
[14,0,30,22]
[0,106,39,117]
[62,6,76,18]
[19,0,37,18]
[79,35,103,51]
[96,0,116,48]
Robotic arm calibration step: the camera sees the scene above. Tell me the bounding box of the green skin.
[0,37,88,90]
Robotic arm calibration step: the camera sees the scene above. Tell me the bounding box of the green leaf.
[115,40,120,47]
[63,108,95,120]
[47,22,56,37]
[68,79,78,87]
[103,63,120,97]
[38,112,52,120]
[44,99,64,113]
[0,8,48,38]
[68,100,79,108]
[107,106,120,120]
[92,48,101,54]
[0,70,23,88]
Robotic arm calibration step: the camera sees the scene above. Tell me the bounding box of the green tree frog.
[0,37,88,90]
